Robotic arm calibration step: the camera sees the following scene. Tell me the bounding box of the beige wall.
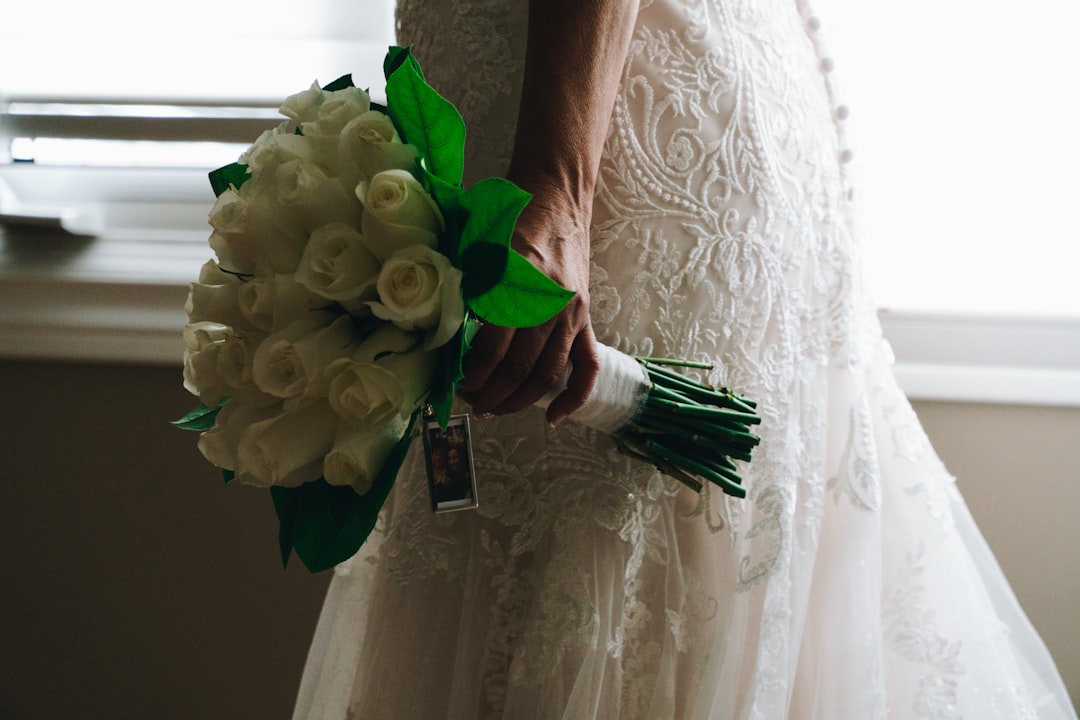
[0,359,1076,716]
[912,399,1080,707]
[0,360,331,719]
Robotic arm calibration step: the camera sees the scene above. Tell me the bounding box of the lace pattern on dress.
[290,1,1076,718]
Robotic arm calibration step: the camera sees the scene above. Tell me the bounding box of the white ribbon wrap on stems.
[537,342,651,433]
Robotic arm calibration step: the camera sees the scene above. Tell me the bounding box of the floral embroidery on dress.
[389,0,865,714]
[884,543,966,720]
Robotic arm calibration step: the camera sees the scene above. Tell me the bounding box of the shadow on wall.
[0,359,331,719]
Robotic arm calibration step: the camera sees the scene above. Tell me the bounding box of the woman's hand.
[460,0,639,426]
[460,179,599,426]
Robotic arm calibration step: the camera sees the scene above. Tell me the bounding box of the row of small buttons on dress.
[805,12,854,166]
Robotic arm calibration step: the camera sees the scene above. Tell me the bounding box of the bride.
[293,0,1078,717]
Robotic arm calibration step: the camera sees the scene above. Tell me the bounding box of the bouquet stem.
[547,345,761,498]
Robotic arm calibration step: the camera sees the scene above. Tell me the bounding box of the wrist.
[505,163,594,224]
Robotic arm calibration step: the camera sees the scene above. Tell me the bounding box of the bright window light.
[815,0,1080,318]
[9,138,250,168]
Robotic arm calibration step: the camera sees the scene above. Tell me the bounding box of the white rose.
[233,399,340,488]
[300,86,371,137]
[208,184,307,275]
[238,274,333,332]
[242,125,311,177]
[216,330,277,407]
[251,318,322,399]
[357,169,443,261]
[337,111,419,190]
[279,81,324,125]
[296,86,372,175]
[326,324,437,422]
[274,157,327,205]
[294,223,381,314]
[252,314,359,399]
[198,259,238,285]
[186,260,251,329]
[368,244,465,350]
[207,189,258,274]
[186,280,251,331]
[182,322,231,406]
[274,159,363,233]
[294,314,364,397]
[197,399,282,473]
[323,415,409,495]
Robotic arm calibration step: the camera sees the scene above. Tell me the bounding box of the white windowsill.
[3,224,1078,408]
[2,161,1078,407]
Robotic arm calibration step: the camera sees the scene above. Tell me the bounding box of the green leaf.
[322,74,355,92]
[420,165,465,217]
[275,411,420,573]
[428,313,481,428]
[466,249,576,328]
[419,165,466,260]
[386,53,465,186]
[208,163,250,197]
[270,485,300,568]
[459,242,509,299]
[383,45,415,81]
[171,401,225,432]
[458,177,531,254]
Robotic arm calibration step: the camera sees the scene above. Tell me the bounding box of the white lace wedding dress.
[292,0,1078,717]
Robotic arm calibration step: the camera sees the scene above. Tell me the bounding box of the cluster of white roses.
[183,82,464,495]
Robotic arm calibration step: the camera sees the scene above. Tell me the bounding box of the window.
[813,0,1080,319]
[2,1,1077,404]
[812,0,1080,405]
[0,0,396,362]
[1,0,394,224]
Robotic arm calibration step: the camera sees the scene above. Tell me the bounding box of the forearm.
[464,1,637,421]
[509,0,640,205]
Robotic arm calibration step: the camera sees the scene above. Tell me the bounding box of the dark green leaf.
[426,384,455,432]
[222,469,235,485]
[466,249,575,328]
[418,165,466,260]
[428,313,481,428]
[208,163,250,197]
[270,485,301,568]
[383,45,415,81]
[322,74,355,92]
[459,177,531,254]
[420,165,464,216]
[171,401,224,432]
[386,54,465,186]
[459,242,509,298]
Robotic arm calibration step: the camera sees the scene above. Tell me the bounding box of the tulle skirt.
[292,347,1077,719]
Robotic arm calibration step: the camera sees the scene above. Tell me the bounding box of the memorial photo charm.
[422,411,479,513]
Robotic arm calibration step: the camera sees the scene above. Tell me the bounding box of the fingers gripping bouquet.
[176,47,761,573]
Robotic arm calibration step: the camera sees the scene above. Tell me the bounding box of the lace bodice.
[391,0,880,568]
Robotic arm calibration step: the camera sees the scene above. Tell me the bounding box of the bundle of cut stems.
[612,358,760,497]
[544,345,761,498]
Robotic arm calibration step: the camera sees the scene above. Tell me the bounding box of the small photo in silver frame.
[422,413,479,513]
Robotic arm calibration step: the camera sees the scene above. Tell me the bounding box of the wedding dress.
[292,0,1078,717]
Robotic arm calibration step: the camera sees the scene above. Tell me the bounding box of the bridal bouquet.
[176,47,760,573]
